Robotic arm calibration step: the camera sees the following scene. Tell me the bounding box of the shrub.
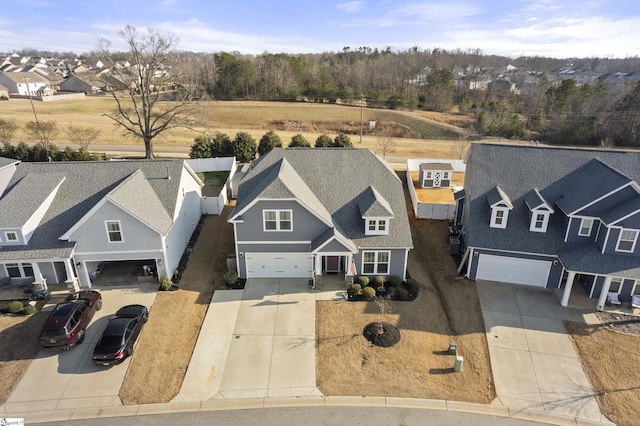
[315,134,333,147]
[357,276,370,287]
[7,301,24,314]
[386,287,397,299]
[223,270,238,286]
[257,130,283,156]
[24,304,36,315]
[288,134,310,148]
[349,283,362,295]
[373,275,385,288]
[406,278,420,293]
[160,275,173,291]
[362,286,377,300]
[388,276,402,288]
[395,287,409,301]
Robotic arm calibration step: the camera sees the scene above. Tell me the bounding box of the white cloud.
[337,1,366,13]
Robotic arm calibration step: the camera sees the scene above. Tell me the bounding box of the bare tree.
[0,119,18,144]
[376,134,398,158]
[65,125,101,149]
[97,25,192,159]
[452,130,471,160]
[25,121,59,150]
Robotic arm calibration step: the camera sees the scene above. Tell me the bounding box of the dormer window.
[529,211,551,232]
[5,232,18,242]
[616,229,638,253]
[491,208,509,228]
[366,218,390,235]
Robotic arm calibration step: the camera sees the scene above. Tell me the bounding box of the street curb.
[3,396,614,425]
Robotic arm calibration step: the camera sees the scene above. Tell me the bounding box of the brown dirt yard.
[566,315,640,426]
[119,207,234,404]
[316,173,496,403]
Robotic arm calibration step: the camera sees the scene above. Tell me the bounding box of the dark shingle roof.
[358,186,394,218]
[0,173,65,228]
[230,148,412,249]
[486,186,513,208]
[523,189,553,211]
[420,163,453,171]
[465,144,640,277]
[0,160,187,260]
[600,195,640,225]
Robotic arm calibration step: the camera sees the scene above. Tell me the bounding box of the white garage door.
[476,254,551,287]
[245,253,313,278]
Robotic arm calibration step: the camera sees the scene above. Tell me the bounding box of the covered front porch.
[559,270,640,315]
[0,257,80,300]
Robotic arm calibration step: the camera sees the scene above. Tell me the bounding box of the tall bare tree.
[0,119,18,144]
[376,134,398,158]
[97,25,191,159]
[65,125,101,149]
[25,120,58,150]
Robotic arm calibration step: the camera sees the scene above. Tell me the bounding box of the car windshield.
[98,335,122,348]
[40,329,66,337]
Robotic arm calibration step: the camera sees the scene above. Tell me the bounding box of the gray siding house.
[229,148,413,282]
[0,159,203,290]
[457,144,640,310]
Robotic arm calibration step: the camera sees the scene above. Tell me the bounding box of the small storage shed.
[419,163,453,188]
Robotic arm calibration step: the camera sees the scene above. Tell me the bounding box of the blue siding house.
[457,144,640,310]
[229,148,413,282]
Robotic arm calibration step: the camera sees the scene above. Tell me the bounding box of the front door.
[326,256,340,272]
[433,171,442,187]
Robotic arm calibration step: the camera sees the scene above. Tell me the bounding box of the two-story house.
[228,148,413,282]
[456,144,640,310]
[0,159,203,290]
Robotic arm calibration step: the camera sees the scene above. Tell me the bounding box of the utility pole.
[360,92,364,144]
[23,77,40,125]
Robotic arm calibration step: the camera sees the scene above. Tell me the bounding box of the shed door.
[476,254,551,287]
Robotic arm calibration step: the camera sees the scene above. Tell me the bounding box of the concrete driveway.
[5,286,157,413]
[476,280,610,423]
[177,279,344,401]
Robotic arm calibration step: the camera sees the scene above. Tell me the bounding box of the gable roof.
[486,186,513,209]
[524,188,554,212]
[0,160,188,260]
[358,186,394,218]
[0,173,65,228]
[464,143,640,277]
[420,162,453,171]
[230,148,412,249]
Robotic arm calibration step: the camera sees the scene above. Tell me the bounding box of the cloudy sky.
[2,0,639,58]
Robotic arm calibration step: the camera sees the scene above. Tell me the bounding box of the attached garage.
[245,253,313,278]
[476,254,551,287]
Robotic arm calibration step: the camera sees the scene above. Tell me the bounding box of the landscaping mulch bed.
[363,322,401,347]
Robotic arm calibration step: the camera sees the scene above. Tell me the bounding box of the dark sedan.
[92,304,148,366]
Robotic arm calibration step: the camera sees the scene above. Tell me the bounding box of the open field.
[0,98,465,159]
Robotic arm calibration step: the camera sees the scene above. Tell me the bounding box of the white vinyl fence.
[186,157,237,215]
[405,158,466,220]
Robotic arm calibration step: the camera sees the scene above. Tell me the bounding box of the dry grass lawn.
[118,208,234,404]
[566,322,640,426]
[0,310,48,404]
[316,175,495,403]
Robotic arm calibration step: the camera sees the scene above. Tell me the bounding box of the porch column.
[64,258,77,281]
[560,271,576,307]
[313,255,322,275]
[596,276,613,311]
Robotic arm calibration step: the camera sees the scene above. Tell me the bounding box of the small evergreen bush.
[373,275,385,287]
[387,287,397,299]
[160,275,173,291]
[388,276,402,288]
[223,270,238,286]
[24,304,36,315]
[406,278,419,293]
[357,276,370,287]
[7,301,24,314]
[362,286,377,300]
[395,287,409,301]
[349,283,362,295]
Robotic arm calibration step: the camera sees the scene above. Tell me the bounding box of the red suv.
[38,290,102,351]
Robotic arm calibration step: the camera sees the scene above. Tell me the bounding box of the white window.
[105,220,123,242]
[579,218,593,237]
[490,208,508,229]
[263,210,292,231]
[530,212,550,232]
[5,232,18,242]
[362,251,390,275]
[632,280,640,296]
[609,278,623,294]
[366,219,389,235]
[443,171,450,180]
[616,229,638,253]
[426,171,433,179]
[5,262,33,278]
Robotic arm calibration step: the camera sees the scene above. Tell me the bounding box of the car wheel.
[96,298,102,311]
[77,330,85,344]
[143,313,149,323]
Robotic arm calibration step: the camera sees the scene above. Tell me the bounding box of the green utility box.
[454,355,464,372]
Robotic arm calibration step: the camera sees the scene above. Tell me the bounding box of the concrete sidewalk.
[477,280,611,424]
[177,279,345,402]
